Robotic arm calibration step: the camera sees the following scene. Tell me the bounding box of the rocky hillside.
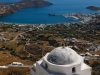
[0,0,52,16]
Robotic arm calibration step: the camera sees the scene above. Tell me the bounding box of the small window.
[72,67,76,73]
[44,63,48,69]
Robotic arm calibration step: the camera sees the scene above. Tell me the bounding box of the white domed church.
[31,46,92,75]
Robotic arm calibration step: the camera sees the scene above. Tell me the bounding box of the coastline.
[0,0,52,16]
[0,21,65,25]
[0,22,38,25]
[0,0,99,24]
[0,12,97,25]
[0,18,79,25]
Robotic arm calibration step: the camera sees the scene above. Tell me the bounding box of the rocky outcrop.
[0,0,52,16]
[86,6,100,11]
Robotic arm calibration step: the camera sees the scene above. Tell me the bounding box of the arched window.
[72,67,76,73]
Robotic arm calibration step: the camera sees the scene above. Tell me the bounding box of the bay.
[0,0,99,24]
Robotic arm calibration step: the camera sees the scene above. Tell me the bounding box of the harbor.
[48,12,95,23]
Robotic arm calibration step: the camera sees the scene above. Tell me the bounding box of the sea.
[0,0,100,24]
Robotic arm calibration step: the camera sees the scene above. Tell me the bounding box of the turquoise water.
[0,0,99,24]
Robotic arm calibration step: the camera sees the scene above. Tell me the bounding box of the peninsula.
[0,0,52,16]
[86,6,100,11]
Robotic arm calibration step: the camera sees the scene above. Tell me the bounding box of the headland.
[86,6,100,11]
[0,0,52,16]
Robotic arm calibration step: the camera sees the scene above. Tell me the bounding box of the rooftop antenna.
[62,43,65,48]
[62,38,66,48]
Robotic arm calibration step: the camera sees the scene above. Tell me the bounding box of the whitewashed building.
[31,46,92,75]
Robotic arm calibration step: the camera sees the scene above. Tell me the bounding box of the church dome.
[47,47,79,65]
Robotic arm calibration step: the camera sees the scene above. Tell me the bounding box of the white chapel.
[30,46,92,75]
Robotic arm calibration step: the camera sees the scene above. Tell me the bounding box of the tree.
[7,70,22,75]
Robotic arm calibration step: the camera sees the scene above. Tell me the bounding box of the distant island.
[86,6,100,11]
[0,0,52,16]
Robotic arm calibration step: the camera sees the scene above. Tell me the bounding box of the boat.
[48,14,56,16]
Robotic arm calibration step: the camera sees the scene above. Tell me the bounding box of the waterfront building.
[31,46,92,75]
